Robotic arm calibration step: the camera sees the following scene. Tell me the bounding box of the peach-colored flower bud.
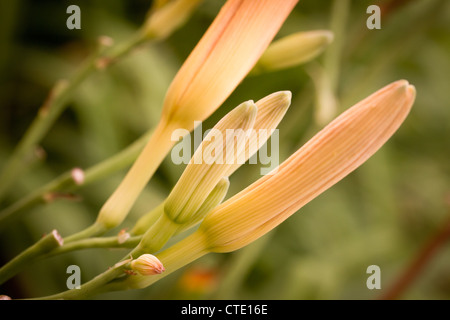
[96,0,297,231]
[120,80,416,291]
[165,101,257,224]
[142,0,203,40]
[160,0,298,130]
[254,30,334,73]
[71,167,85,185]
[200,80,416,252]
[131,254,165,276]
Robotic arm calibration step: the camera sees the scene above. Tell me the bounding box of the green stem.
[0,233,141,286]
[131,213,180,257]
[34,262,130,300]
[47,235,141,257]
[63,223,107,243]
[32,228,208,299]
[323,0,350,97]
[0,31,150,203]
[0,56,97,201]
[104,32,148,65]
[0,230,63,285]
[0,130,152,226]
[106,231,209,293]
[131,202,165,235]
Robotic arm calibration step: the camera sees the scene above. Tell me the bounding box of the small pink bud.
[117,229,131,244]
[131,254,165,276]
[71,168,85,185]
[98,35,114,47]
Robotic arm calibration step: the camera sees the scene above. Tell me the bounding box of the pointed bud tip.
[321,30,334,44]
[407,84,416,98]
[233,100,258,123]
[71,168,85,185]
[278,90,292,104]
[394,80,416,103]
[51,229,64,246]
[239,100,257,115]
[264,90,292,110]
[131,254,165,276]
[217,176,230,187]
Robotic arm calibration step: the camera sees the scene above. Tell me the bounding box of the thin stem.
[0,230,63,285]
[33,233,204,300]
[96,120,177,230]
[23,213,214,299]
[0,54,98,201]
[46,235,141,257]
[35,261,130,300]
[63,223,107,243]
[33,231,208,299]
[0,130,152,226]
[101,32,148,66]
[106,231,209,293]
[131,213,180,256]
[131,202,165,235]
[323,0,350,96]
[0,31,151,203]
[379,215,450,300]
[0,233,140,286]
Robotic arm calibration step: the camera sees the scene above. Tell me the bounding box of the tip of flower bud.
[117,229,131,244]
[321,30,334,45]
[217,176,230,187]
[51,229,64,246]
[253,90,292,123]
[236,100,257,115]
[395,79,415,97]
[131,254,165,276]
[396,79,409,87]
[0,295,12,300]
[98,35,114,48]
[277,90,292,105]
[71,168,85,185]
[385,80,416,110]
[254,30,335,73]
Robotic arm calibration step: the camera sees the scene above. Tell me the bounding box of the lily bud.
[176,177,230,234]
[132,103,256,255]
[119,80,416,291]
[96,0,297,232]
[164,101,257,224]
[200,80,416,252]
[130,254,165,276]
[225,91,292,176]
[131,177,229,236]
[161,0,299,130]
[253,30,334,73]
[142,0,203,40]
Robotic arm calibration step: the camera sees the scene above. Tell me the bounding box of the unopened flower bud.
[71,167,85,185]
[131,254,165,276]
[117,229,131,244]
[164,101,257,225]
[142,0,203,40]
[253,30,334,73]
[96,0,298,232]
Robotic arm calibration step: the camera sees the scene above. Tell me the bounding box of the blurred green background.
[0,0,449,300]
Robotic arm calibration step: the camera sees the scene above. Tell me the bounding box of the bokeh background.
[0,0,449,300]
